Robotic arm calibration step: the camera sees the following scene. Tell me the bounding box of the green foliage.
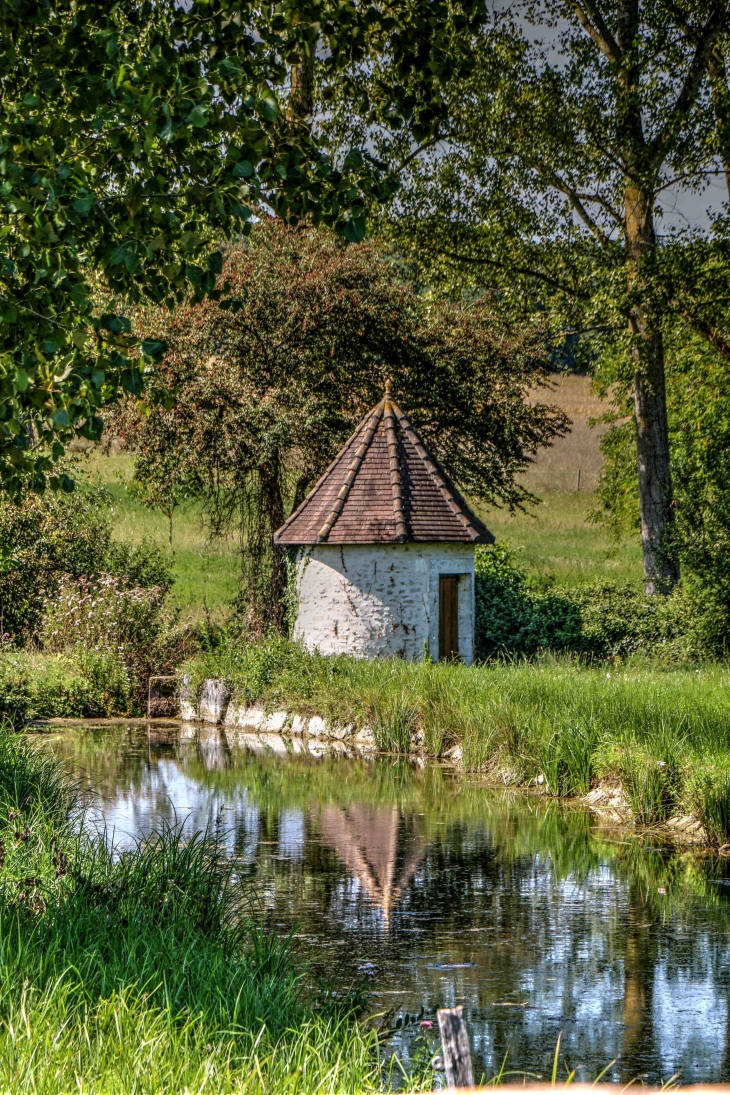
[0,487,111,642]
[475,543,730,662]
[0,650,133,722]
[182,635,730,836]
[116,221,567,630]
[0,489,174,649]
[105,540,174,596]
[41,574,170,689]
[475,543,583,659]
[0,0,483,497]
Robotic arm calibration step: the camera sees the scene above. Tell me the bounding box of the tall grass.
[0,724,402,1094]
[186,638,730,842]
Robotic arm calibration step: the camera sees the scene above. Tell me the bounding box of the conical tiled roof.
[274,383,494,546]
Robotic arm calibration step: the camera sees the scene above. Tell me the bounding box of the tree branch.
[397,128,442,173]
[573,1,621,63]
[574,190,623,225]
[534,163,613,248]
[438,252,587,297]
[670,295,730,362]
[648,3,726,171]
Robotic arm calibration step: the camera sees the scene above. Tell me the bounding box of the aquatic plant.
[183,638,730,839]
[0,727,410,1094]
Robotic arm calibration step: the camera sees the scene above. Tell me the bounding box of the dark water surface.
[36,721,730,1085]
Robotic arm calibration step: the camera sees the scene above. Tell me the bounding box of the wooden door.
[438,575,460,661]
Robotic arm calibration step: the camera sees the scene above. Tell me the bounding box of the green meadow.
[79,375,641,613]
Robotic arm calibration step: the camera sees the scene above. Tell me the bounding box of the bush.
[0,487,111,643]
[105,540,174,595]
[0,650,132,722]
[475,543,583,658]
[475,543,728,663]
[41,573,171,698]
[0,487,176,649]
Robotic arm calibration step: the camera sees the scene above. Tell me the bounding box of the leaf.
[73,195,96,215]
[343,217,366,243]
[59,473,75,493]
[232,160,254,178]
[140,339,167,359]
[259,94,279,122]
[52,409,70,428]
[121,368,144,394]
[186,105,209,128]
[218,58,242,79]
[343,149,364,171]
[15,369,29,393]
[100,314,132,335]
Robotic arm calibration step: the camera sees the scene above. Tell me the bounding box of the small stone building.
[273,384,494,663]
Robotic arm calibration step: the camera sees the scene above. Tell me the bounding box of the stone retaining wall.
[178,676,377,749]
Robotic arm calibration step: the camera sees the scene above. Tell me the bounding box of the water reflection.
[36,722,730,1085]
[317,805,424,928]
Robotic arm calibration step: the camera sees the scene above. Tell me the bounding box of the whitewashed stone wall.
[293,543,475,663]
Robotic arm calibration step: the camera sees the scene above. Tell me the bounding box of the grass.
[77,449,239,621]
[0,724,424,1094]
[76,375,642,618]
[478,375,642,588]
[482,492,642,588]
[184,636,730,842]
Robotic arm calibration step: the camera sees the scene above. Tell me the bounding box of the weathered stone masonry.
[274,382,493,663]
[294,542,475,663]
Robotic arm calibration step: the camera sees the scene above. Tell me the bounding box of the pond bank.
[0,726,404,1094]
[38,718,730,1085]
[182,639,730,846]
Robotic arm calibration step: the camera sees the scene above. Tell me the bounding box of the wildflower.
[419,1020,433,1030]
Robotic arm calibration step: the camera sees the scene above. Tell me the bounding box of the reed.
[186,639,730,841]
[0,725,407,1094]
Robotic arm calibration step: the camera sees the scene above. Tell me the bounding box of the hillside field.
[79,375,642,617]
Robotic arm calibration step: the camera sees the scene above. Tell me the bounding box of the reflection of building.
[316,804,424,925]
[197,727,230,771]
[274,382,493,663]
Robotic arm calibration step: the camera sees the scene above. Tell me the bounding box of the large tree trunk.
[709,45,730,200]
[289,41,315,127]
[625,185,680,593]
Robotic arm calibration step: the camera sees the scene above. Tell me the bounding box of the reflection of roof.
[274,382,494,546]
[317,804,424,925]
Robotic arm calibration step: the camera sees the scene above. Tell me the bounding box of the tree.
[324,0,730,592]
[594,322,730,608]
[113,222,569,632]
[0,0,483,497]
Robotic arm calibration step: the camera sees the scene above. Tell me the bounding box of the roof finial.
[384,378,392,399]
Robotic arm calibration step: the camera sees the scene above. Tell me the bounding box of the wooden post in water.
[437,1006,473,1090]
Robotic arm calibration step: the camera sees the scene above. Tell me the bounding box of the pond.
[35,721,730,1086]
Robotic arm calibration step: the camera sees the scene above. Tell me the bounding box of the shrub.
[0,487,111,643]
[0,650,132,722]
[475,543,728,663]
[41,574,170,696]
[474,543,583,658]
[105,539,174,595]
